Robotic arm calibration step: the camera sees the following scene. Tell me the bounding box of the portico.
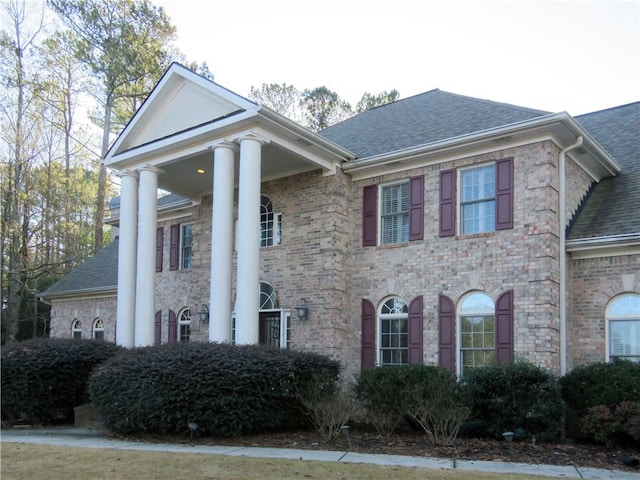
[105,63,351,348]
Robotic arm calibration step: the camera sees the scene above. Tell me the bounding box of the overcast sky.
[153,0,639,116]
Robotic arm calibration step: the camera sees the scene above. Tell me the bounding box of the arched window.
[459,292,495,376]
[379,297,408,366]
[607,293,640,363]
[259,281,279,310]
[71,319,82,339]
[93,318,105,340]
[260,195,281,247]
[178,308,191,342]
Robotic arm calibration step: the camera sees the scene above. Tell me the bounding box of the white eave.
[567,233,640,260]
[342,112,622,182]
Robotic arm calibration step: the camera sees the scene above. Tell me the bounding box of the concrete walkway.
[2,427,639,480]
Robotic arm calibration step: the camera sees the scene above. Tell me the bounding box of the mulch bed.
[125,428,640,473]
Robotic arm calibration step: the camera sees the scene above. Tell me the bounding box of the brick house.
[42,63,639,378]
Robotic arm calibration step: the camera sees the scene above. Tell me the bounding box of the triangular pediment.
[106,63,257,160]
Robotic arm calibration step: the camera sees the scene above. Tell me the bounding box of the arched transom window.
[459,292,495,376]
[178,308,191,342]
[71,319,82,339]
[607,293,640,363]
[379,297,408,366]
[93,318,105,340]
[259,281,279,310]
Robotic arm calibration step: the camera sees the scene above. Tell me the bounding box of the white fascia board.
[567,233,640,260]
[343,113,621,181]
[42,287,118,302]
[105,110,258,169]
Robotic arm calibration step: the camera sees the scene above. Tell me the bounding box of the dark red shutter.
[408,295,423,364]
[495,157,514,230]
[409,176,424,241]
[361,299,376,371]
[168,309,177,344]
[169,224,180,270]
[439,169,456,237]
[362,185,377,247]
[156,227,164,272]
[154,310,162,345]
[495,289,514,364]
[438,295,456,373]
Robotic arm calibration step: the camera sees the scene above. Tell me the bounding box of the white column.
[115,170,138,347]
[235,135,264,344]
[134,165,160,346]
[209,142,236,342]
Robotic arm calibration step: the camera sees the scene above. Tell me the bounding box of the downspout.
[559,136,583,376]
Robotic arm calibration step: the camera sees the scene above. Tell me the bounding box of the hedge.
[88,342,340,436]
[1,338,121,423]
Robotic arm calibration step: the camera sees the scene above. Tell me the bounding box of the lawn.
[1,443,557,480]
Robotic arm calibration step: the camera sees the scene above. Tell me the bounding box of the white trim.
[605,293,640,362]
[567,234,640,260]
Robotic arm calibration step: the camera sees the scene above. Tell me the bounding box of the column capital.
[117,169,138,179]
[208,139,238,152]
[137,164,163,175]
[233,131,269,146]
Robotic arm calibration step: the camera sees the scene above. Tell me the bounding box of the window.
[381,183,409,244]
[71,319,82,339]
[439,158,513,237]
[260,196,281,247]
[178,308,191,342]
[93,318,105,340]
[461,164,495,234]
[379,297,409,365]
[607,294,640,363]
[459,292,495,376]
[181,224,193,269]
[259,281,279,309]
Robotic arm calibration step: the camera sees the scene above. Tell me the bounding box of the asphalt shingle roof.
[41,238,119,297]
[319,89,550,158]
[568,102,640,240]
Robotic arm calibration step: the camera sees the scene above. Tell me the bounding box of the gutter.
[559,136,583,376]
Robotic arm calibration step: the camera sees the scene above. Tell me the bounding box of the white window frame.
[379,181,410,245]
[178,308,191,342]
[378,296,409,366]
[457,291,495,376]
[92,318,105,340]
[606,293,640,363]
[260,195,282,247]
[459,163,496,235]
[180,223,193,269]
[71,319,82,339]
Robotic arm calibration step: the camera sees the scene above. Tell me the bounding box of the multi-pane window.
[260,196,281,247]
[379,297,408,366]
[179,309,191,342]
[181,224,193,269]
[461,164,496,234]
[381,183,409,244]
[608,294,640,363]
[93,318,105,340]
[71,319,82,339]
[459,292,495,376]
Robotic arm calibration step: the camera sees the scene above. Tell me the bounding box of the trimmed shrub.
[1,338,121,424]
[354,364,466,444]
[560,360,640,413]
[460,361,563,441]
[581,401,640,446]
[88,342,340,436]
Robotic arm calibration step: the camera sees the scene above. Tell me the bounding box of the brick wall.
[49,295,117,340]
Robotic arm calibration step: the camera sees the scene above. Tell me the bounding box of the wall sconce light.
[196,304,209,324]
[295,298,309,321]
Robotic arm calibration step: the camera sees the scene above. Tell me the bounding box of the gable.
[107,63,257,159]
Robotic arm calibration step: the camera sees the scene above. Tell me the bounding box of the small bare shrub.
[297,373,358,441]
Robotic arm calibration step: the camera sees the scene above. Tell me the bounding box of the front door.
[259,312,281,348]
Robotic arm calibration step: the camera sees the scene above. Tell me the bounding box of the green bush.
[1,338,121,424]
[560,360,640,412]
[581,401,640,446]
[354,364,465,443]
[88,342,340,436]
[460,361,563,441]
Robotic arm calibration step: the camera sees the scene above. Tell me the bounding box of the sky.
[153,0,639,116]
